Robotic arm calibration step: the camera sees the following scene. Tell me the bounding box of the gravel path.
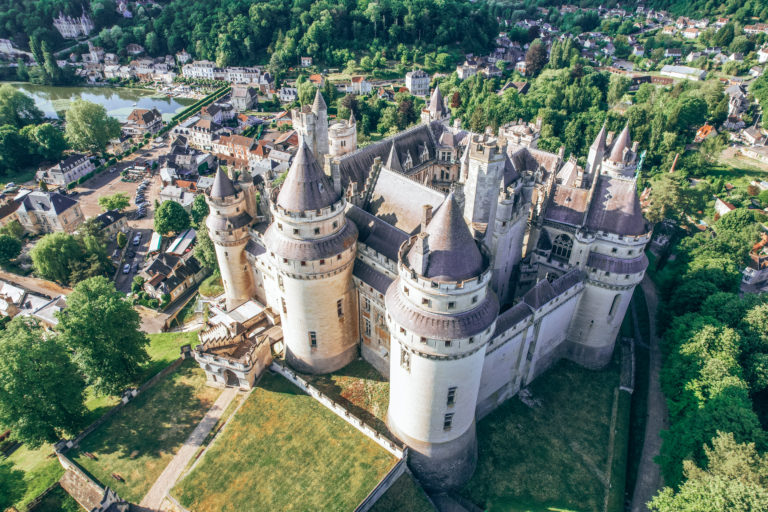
[139,386,238,510]
[630,276,669,512]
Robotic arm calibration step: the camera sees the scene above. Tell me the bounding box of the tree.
[0,220,24,239]
[154,200,190,235]
[525,39,548,76]
[116,231,127,248]
[0,234,21,265]
[0,317,87,447]
[30,232,85,283]
[0,84,43,128]
[57,276,149,395]
[26,123,67,161]
[97,192,130,212]
[650,433,768,512]
[0,124,32,173]
[64,100,121,153]
[194,224,219,271]
[190,194,209,228]
[607,74,630,105]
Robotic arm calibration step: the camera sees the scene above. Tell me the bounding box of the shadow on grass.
[74,363,203,459]
[0,460,27,507]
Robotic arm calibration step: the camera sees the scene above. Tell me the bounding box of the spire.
[385,142,403,172]
[591,122,607,151]
[407,193,483,282]
[609,123,631,162]
[210,167,236,200]
[311,88,327,114]
[428,86,445,116]
[348,109,356,126]
[276,139,339,212]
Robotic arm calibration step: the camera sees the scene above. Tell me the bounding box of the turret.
[385,193,499,490]
[262,141,359,373]
[292,89,329,163]
[205,168,255,310]
[421,86,449,125]
[602,123,637,178]
[586,122,606,175]
[461,134,506,238]
[328,110,357,157]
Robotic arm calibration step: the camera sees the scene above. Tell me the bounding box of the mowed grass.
[369,471,434,512]
[173,371,397,512]
[27,484,81,512]
[460,356,621,512]
[141,331,199,380]
[298,359,391,437]
[5,442,64,510]
[69,361,221,503]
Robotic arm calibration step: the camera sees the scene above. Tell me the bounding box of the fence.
[270,362,404,458]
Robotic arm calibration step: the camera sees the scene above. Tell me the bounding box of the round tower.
[385,193,499,490]
[263,140,359,374]
[205,168,255,310]
[328,111,357,157]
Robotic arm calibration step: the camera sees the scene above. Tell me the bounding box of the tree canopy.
[64,100,120,154]
[0,85,42,128]
[0,317,87,447]
[154,200,190,236]
[0,234,21,265]
[57,276,149,395]
[98,192,130,212]
[29,231,111,285]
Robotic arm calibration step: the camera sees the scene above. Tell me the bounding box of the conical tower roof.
[609,123,631,162]
[348,110,356,126]
[276,140,339,212]
[210,167,237,200]
[385,142,403,172]
[311,88,327,114]
[591,122,607,151]
[428,86,445,116]
[407,193,483,281]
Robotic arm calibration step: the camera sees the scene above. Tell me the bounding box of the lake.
[6,83,196,122]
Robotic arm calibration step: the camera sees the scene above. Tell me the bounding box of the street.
[114,227,154,294]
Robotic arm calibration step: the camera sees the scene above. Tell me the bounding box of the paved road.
[139,387,238,510]
[115,227,154,294]
[631,276,669,512]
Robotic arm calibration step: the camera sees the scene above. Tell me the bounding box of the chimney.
[558,145,565,159]
[409,232,430,276]
[422,204,433,231]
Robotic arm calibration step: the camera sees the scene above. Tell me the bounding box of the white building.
[36,154,95,187]
[182,60,216,80]
[52,10,94,39]
[660,64,706,81]
[405,69,430,97]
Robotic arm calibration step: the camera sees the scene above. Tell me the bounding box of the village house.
[231,85,259,112]
[405,69,430,97]
[143,253,207,302]
[189,119,223,150]
[36,154,95,187]
[346,76,372,95]
[123,108,163,136]
[94,209,128,237]
[182,60,216,80]
[16,190,83,234]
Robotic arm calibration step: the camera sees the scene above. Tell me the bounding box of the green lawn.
[28,484,81,512]
[141,331,199,381]
[459,356,621,512]
[69,361,221,503]
[298,359,391,438]
[5,443,64,510]
[173,371,396,512]
[370,471,434,512]
[198,273,224,297]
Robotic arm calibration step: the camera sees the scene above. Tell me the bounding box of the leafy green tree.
[64,100,121,153]
[30,232,84,283]
[0,124,32,173]
[650,433,768,512]
[57,276,149,395]
[525,39,548,76]
[607,74,630,105]
[0,234,21,265]
[0,317,87,447]
[25,123,67,161]
[0,84,43,128]
[154,200,190,235]
[0,220,24,239]
[116,231,127,248]
[97,192,130,212]
[194,224,218,271]
[190,194,209,228]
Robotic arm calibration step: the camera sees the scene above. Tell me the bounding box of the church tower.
[263,140,359,374]
[205,168,255,310]
[386,193,499,490]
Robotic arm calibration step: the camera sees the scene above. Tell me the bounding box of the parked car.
[123,264,130,274]
[132,234,141,246]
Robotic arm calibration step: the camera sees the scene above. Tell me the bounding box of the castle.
[52,9,94,39]
[198,88,651,490]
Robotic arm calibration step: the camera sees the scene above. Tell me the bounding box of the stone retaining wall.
[353,456,409,512]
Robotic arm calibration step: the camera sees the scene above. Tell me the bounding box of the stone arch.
[224,369,239,387]
[551,233,573,262]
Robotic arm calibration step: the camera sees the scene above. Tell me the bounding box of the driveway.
[631,276,669,512]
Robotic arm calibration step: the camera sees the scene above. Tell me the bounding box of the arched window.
[551,234,573,262]
[608,294,621,319]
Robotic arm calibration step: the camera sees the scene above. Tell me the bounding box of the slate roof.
[544,184,589,226]
[407,193,484,282]
[494,302,532,335]
[367,168,444,234]
[523,279,557,310]
[586,252,648,274]
[21,191,78,215]
[210,168,237,199]
[585,177,647,236]
[95,209,125,228]
[385,280,499,339]
[346,205,408,262]
[57,153,87,171]
[262,219,357,261]
[311,88,326,113]
[353,259,393,294]
[428,86,446,116]
[276,140,339,212]
[608,124,631,162]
